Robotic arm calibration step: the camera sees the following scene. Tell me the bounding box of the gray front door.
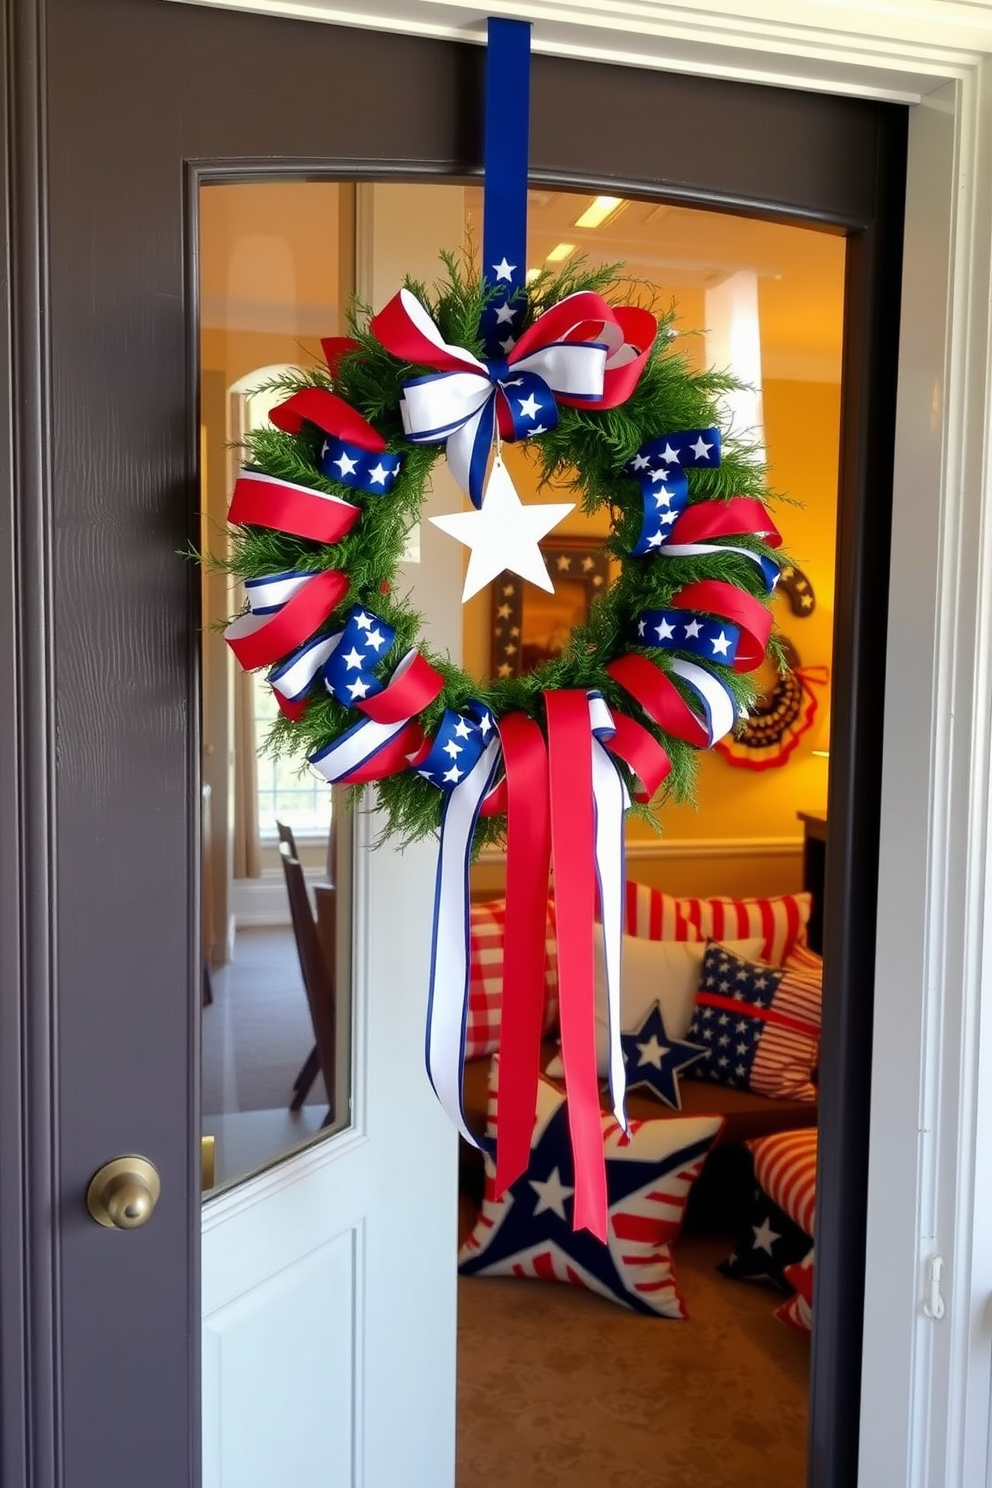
[0,2,904,1482]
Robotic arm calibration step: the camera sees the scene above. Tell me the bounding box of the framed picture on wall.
[489,538,611,679]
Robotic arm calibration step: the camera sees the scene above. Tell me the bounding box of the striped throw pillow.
[623,881,812,967]
[750,1126,818,1237]
[684,943,822,1101]
[465,897,559,1060]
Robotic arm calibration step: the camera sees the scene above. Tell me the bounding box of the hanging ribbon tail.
[588,693,630,1132]
[425,739,504,1150]
[545,689,608,1241]
[494,712,553,1196]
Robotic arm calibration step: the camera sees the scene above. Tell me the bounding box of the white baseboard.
[230,868,327,929]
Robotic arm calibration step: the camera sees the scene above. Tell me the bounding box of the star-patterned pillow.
[683,942,821,1101]
[718,1185,813,1291]
[620,1002,708,1109]
[458,1055,724,1317]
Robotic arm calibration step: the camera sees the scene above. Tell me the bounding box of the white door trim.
[169,4,992,1482]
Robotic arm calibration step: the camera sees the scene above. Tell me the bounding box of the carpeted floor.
[456,1204,809,1488]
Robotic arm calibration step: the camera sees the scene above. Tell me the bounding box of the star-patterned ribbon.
[370,287,655,508]
[628,428,719,554]
[415,703,496,790]
[634,609,743,666]
[323,606,396,706]
[627,427,781,592]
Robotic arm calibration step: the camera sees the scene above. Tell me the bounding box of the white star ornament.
[430,456,574,603]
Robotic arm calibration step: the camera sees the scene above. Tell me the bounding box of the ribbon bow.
[371,288,656,507]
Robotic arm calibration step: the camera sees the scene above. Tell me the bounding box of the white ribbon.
[669,658,738,745]
[425,737,504,1148]
[589,692,630,1132]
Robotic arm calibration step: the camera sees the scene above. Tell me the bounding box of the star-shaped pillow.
[718,1186,813,1291]
[458,1055,723,1317]
[620,1002,708,1109]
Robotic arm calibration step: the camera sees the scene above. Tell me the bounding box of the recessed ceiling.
[466,186,846,383]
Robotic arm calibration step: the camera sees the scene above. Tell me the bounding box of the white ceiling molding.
[166,0,991,100]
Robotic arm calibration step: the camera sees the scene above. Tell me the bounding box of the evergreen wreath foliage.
[217,257,784,849]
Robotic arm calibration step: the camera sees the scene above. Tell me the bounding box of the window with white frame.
[252,673,332,839]
[232,365,333,841]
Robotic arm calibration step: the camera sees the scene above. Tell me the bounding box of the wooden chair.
[276,826,336,1127]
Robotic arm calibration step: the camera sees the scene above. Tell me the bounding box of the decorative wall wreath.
[716,564,828,770]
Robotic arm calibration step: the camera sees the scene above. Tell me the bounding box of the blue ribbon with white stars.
[627,428,720,554]
[633,609,742,666]
[316,438,401,496]
[416,702,496,792]
[479,17,532,360]
[628,425,780,592]
[323,606,396,706]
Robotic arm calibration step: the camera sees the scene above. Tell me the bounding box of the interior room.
[199,178,841,1486]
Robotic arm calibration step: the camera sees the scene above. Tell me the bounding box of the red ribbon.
[606,652,710,748]
[227,471,361,546]
[545,690,609,1240]
[602,712,672,802]
[669,579,772,672]
[225,569,348,672]
[358,652,444,724]
[269,386,388,453]
[494,712,552,1197]
[669,496,782,548]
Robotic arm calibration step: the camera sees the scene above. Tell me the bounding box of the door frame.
[3,3,988,1487]
[193,11,992,1482]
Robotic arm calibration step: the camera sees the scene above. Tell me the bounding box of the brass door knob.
[86,1156,161,1230]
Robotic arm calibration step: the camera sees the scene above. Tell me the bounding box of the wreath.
[213,18,788,1239]
[221,256,783,850]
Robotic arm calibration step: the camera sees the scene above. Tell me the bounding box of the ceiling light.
[545,242,576,263]
[573,196,625,230]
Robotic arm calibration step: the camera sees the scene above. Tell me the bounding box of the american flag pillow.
[683,943,821,1100]
[458,1054,724,1317]
[623,881,812,967]
[465,897,559,1060]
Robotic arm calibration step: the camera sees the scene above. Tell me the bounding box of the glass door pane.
[198,181,356,1195]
